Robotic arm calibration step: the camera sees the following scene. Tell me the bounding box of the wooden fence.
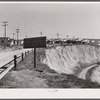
[0,50,32,79]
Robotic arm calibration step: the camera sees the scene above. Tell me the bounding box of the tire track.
[78,64,99,80]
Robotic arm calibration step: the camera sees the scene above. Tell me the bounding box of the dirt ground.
[0,48,100,88]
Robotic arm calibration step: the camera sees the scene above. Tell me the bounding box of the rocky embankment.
[43,45,100,85]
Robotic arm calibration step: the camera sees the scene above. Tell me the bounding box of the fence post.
[22,53,24,61]
[25,52,26,57]
[14,55,17,69]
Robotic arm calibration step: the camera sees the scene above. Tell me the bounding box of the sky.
[0,2,100,39]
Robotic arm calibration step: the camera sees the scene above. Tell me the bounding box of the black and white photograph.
[0,1,100,92]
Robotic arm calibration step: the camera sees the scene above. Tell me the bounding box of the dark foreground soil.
[0,48,100,88]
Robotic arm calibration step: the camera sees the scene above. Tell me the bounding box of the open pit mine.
[43,45,100,85]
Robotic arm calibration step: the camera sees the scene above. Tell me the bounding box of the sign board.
[23,36,46,48]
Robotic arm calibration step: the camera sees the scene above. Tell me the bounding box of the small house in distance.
[0,37,11,47]
[0,37,24,47]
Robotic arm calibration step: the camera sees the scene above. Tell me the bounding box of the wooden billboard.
[23,36,46,48]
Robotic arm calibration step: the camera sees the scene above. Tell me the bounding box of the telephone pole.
[73,36,75,40]
[40,32,43,37]
[67,35,69,40]
[13,33,15,40]
[2,21,8,48]
[57,33,59,39]
[16,27,20,46]
[13,33,15,46]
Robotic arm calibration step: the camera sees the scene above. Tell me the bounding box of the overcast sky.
[0,2,100,39]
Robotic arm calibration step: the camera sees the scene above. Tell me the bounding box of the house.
[0,37,23,47]
[10,39,23,46]
[0,37,11,47]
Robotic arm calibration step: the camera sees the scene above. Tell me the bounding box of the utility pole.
[57,33,59,39]
[26,35,27,38]
[73,36,75,40]
[2,21,8,48]
[67,35,69,40]
[13,33,15,40]
[40,32,43,37]
[13,33,15,46]
[16,27,20,46]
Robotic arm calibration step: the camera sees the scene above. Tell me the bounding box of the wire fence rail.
[0,49,32,80]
